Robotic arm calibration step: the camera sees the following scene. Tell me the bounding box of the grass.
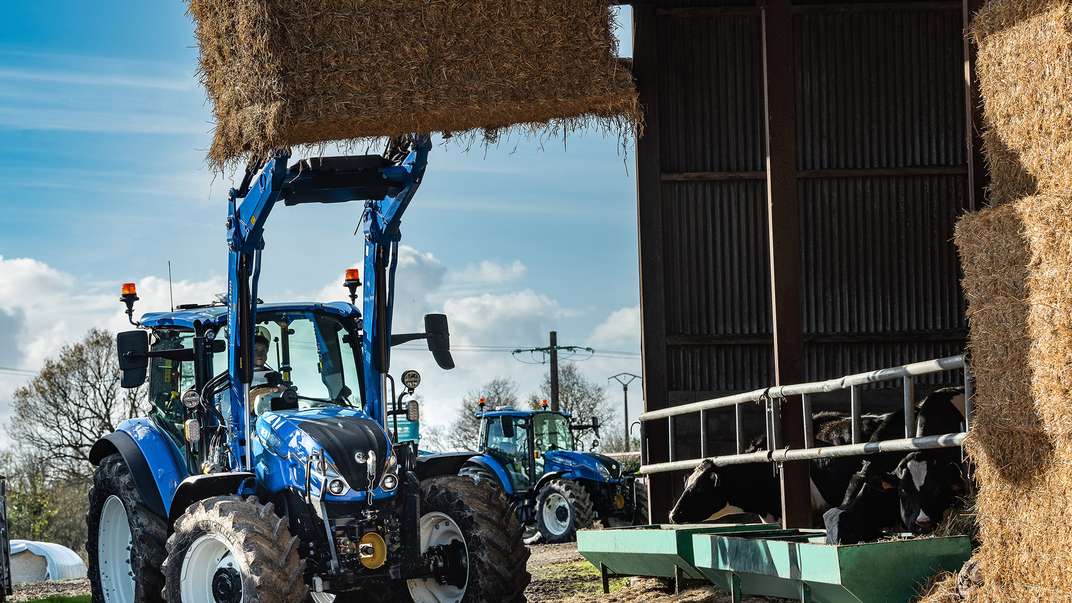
[23,597,91,603]
[530,558,629,598]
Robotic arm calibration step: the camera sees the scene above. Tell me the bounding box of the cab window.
[254,312,362,410]
[485,416,533,491]
[533,412,574,454]
[148,330,196,427]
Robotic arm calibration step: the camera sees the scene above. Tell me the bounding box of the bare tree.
[529,363,613,449]
[447,377,519,450]
[419,424,450,452]
[10,328,147,480]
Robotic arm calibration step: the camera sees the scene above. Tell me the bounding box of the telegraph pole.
[512,331,593,412]
[549,331,560,411]
[609,373,641,451]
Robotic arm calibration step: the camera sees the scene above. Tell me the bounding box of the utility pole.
[609,373,641,452]
[512,331,593,412]
[549,331,559,411]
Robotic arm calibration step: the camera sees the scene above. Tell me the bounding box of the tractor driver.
[252,327,275,386]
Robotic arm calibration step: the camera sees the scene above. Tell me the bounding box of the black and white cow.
[896,449,969,534]
[825,387,969,542]
[669,412,874,524]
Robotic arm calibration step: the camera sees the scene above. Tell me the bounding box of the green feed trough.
[577,525,971,603]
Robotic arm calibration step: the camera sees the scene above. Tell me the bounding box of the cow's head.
[916,387,965,437]
[669,459,727,524]
[896,451,968,534]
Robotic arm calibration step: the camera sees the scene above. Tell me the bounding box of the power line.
[0,366,36,376]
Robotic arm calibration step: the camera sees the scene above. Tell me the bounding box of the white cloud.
[447,260,526,287]
[588,306,641,351]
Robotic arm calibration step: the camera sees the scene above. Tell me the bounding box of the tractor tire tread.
[87,452,168,603]
[536,477,595,544]
[163,495,307,603]
[413,475,530,602]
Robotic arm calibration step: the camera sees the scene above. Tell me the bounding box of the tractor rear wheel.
[535,478,594,543]
[87,453,168,603]
[406,475,530,603]
[163,496,307,603]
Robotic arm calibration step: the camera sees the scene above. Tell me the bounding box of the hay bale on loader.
[188,0,640,167]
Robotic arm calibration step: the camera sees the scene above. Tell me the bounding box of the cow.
[825,387,968,542]
[823,462,901,544]
[895,449,970,534]
[669,412,875,524]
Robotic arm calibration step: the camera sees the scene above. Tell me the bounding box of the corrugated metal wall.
[635,0,974,520]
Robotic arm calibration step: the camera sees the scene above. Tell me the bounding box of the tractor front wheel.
[87,453,168,603]
[406,475,529,603]
[535,478,595,543]
[163,496,307,603]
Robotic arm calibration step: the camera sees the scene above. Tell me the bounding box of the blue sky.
[0,3,642,433]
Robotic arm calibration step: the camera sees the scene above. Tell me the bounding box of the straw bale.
[970,0,1072,202]
[188,0,640,166]
[955,195,1072,599]
[916,572,960,603]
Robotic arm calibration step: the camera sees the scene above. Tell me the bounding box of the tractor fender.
[168,472,255,524]
[89,418,188,518]
[462,455,515,496]
[534,470,567,493]
[415,451,478,481]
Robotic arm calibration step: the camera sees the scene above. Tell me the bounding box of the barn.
[630,0,985,524]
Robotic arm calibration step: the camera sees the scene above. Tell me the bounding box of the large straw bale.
[188,0,639,166]
[970,0,1072,203]
[955,194,1072,599]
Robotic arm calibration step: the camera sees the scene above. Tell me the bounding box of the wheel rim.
[98,495,135,603]
[407,511,469,603]
[542,492,572,536]
[181,534,243,603]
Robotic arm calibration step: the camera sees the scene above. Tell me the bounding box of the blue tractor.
[455,404,648,544]
[85,136,530,602]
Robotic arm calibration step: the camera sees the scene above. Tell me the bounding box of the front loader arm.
[361,135,432,426]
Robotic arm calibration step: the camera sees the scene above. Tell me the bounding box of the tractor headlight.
[313,456,351,497]
[598,463,612,480]
[328,479,347,495]
[379,454,399,491]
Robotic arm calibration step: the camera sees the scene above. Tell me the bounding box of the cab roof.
[476,408,572,419]
[140,301,360,330]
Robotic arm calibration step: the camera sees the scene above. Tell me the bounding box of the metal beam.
[633,2,672,524]
[761,0,810,529]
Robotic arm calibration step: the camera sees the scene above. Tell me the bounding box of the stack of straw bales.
[941,0,1072,599]
[188,0,639,167]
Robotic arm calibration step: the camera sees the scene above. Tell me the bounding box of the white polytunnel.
[9,540,87,584]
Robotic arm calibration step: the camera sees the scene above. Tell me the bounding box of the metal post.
[963,364,973,431]
[700,409,708,457]
[850,385,861,444]
[668,417,676,462]
[610,373,641,453]
[802,394,814,449]
[762,0,810,529]
[549,331,560,412]
[735,403,744,454]
[903,376,917,438]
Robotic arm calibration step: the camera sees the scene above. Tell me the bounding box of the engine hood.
[257,409,390,493]
[544,450,622,479]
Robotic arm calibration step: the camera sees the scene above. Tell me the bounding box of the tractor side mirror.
[591,416,601,439]
[117,330,149,388]
[501,417,516,439]
[424,314,454,370]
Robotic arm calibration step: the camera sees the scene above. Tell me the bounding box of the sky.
[0,3,642,440]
